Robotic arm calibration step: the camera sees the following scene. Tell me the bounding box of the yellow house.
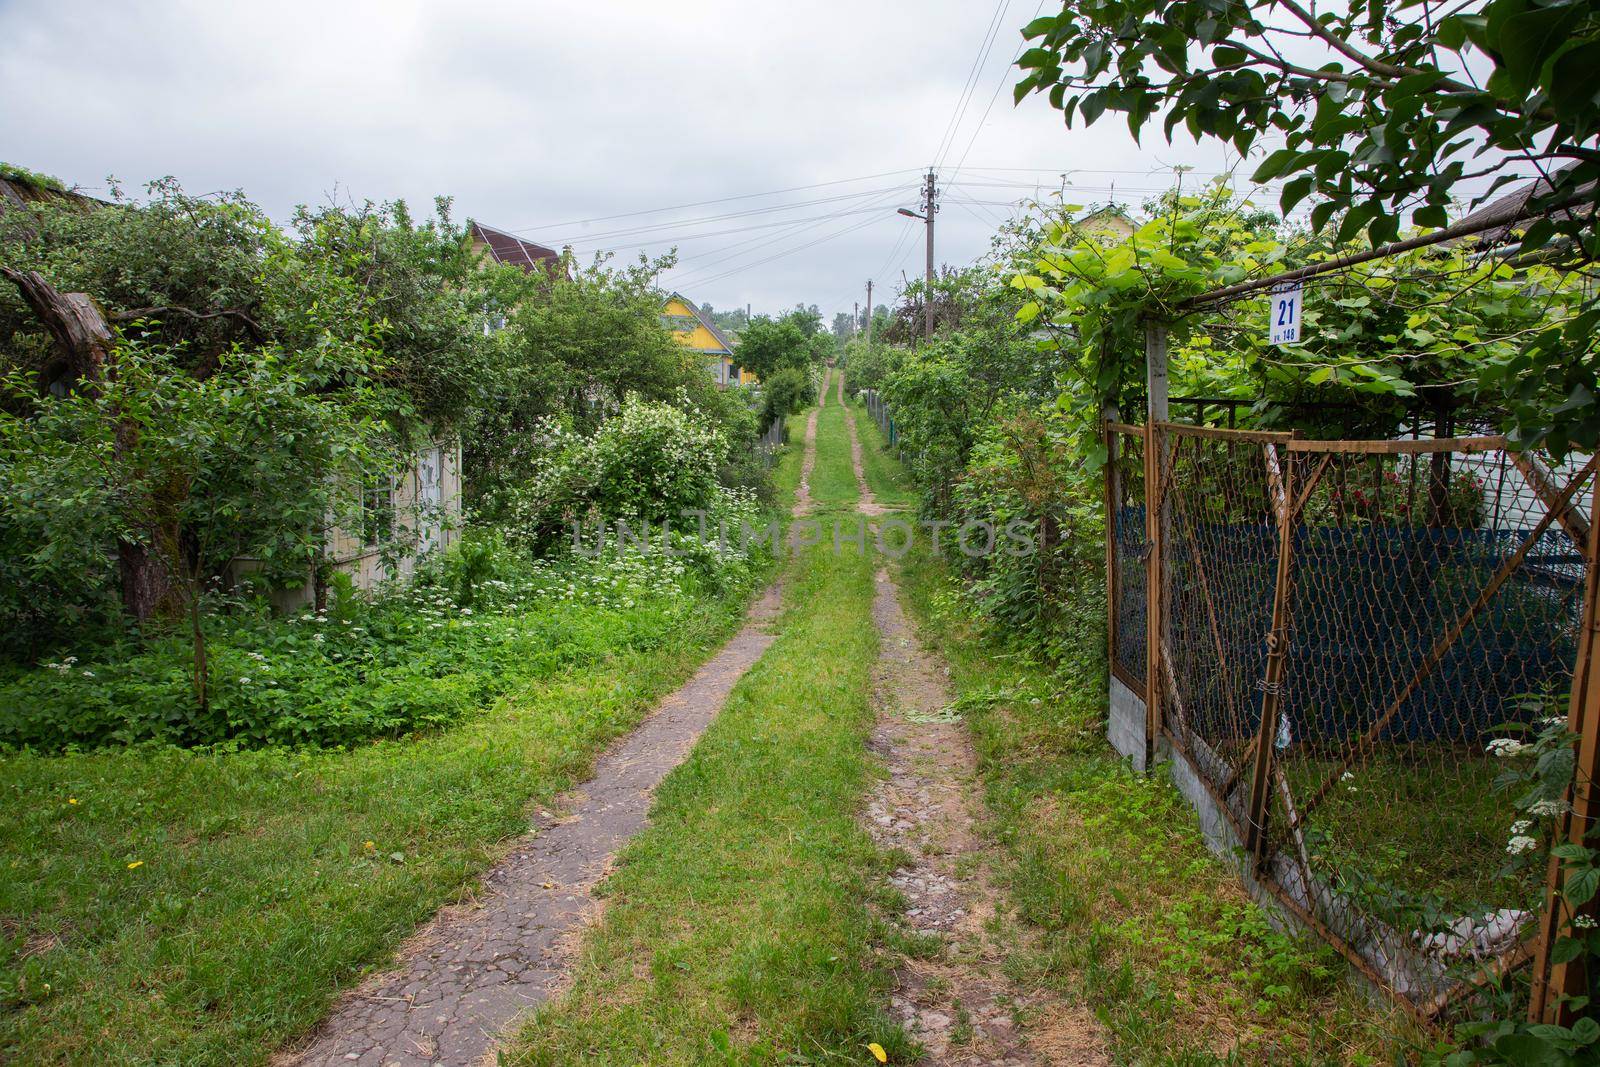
[662,292,756,388]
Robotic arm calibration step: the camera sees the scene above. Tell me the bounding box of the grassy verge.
[847,425,1410,1063]
[0,492,798,1064]
[848,397,918,511]
[504,423,908,1064]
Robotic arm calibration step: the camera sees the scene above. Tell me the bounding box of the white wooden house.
[244,439,463,611]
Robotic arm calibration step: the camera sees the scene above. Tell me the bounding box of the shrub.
[0,526,768,753]
[759,365,815,430]
[509,395,728,549]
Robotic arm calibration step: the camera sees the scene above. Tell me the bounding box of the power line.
[565,202,915,255]
[543,184,915,246]
[670,187,911,290]
[505,168,924,235]
[945,0,1046,185]
[932,0,1011,170]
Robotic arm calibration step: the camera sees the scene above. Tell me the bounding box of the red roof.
[470,221,561,275]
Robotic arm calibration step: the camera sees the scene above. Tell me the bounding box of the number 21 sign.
[1270,282,1303,345]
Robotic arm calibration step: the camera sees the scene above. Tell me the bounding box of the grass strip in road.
[807,402,861,510]
[504,514,910,1064]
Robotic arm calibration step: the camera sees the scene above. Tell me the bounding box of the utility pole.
[853,301,859,338]
[865,279,873,347]
[922,168,937,339]
[897,171,938,341]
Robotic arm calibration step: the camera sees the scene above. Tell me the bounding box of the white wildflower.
[1507,835,1538,855]
[1510,820,1532,835]
[1529,799,1570,818]
[1487,738,1528,758]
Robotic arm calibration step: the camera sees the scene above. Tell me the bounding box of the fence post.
[1531,471,1600,1023]
[1245,442,1297,864]
[1144,321,1170,766]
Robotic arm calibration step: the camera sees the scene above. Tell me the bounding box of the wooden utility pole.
[923,168,937,340]
[865,279,874,347]
[852,301,859,338]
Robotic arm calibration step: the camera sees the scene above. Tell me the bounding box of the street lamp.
[897,207,925,220]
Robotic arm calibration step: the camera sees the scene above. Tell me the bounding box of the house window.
[416,447,444,553]
[360,477,395,548]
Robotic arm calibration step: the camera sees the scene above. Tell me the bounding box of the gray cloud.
[0,0,1241,315]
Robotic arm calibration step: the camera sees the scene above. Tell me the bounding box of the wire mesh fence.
[1112,419,1597,1023]
[1106,423,1147,695]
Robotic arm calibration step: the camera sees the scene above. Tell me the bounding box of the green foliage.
[0,525,766,752]
[507,394,754,553]
[0,558,753,1065]
[758,365,815,431]
[462,252,733,523]
[732,316,810,383]
[1014,184,1588,448]
[0,163,67,194]
[1014,0,1600,453]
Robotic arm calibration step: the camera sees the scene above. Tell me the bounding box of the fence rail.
[1107,418,1599,1025]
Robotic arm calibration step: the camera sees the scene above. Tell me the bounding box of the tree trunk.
[119,541,175,622]
[2,267,174,623]
[189,592,209,714]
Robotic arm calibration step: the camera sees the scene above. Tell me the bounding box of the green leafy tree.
[461,251,727,523]
[733,316,813,381]
[1014,0,1600,452]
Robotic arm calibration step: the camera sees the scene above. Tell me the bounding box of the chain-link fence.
[1106,422,1147,696]
[1113,419,1597,1022]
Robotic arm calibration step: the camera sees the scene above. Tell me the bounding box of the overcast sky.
[0,0,1249,318]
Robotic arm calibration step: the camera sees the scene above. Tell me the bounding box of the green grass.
[807,403,859,510]
[848,398,917,511]
[1280,750,1532,923]
[503,461,908,1063]
[891,548,1416,1064]
[0,488,790,1065]
[0,593,759,1065]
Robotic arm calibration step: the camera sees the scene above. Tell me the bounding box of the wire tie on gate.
[1255,679,1284,695]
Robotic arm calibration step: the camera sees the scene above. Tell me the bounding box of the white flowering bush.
[511,395,728,549]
